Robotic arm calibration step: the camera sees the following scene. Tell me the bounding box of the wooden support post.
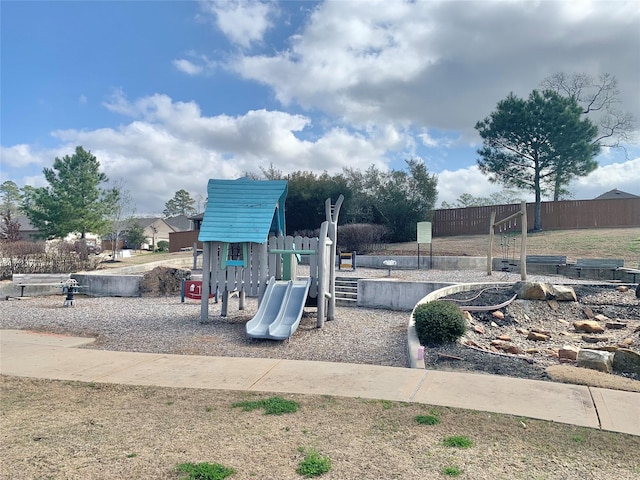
[487,211,496,276]
[200,242,211,322]
[221,288,229,317]
[520,201,527,281]
[325,195,343,322]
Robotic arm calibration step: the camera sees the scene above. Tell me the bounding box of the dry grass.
[2,376,639,480]
[382,227,640,264]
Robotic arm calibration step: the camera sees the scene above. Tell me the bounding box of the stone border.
[407,282,512,369]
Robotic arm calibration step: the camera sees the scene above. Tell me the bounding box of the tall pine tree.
[22,146,113,239]
[476,90,599,231]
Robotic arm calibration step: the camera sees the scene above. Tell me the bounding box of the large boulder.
[612,349,640,375]
[548,285,577,302]
[577,349,613,373]
[515,282,550,300]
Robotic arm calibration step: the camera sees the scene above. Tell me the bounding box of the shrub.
[413,301,466,345]
[337,223,386,253]
[0,239,101,278]
[156,240,169,252]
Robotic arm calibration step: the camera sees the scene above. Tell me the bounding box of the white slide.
[245,277,311,340]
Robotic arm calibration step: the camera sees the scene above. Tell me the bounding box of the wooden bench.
[575,259,625,280]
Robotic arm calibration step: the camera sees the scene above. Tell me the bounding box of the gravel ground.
[1,267,608,371]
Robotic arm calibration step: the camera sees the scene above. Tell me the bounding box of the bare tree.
[105,181,135,261]
[542,73,635,201]
[542,73,635,200]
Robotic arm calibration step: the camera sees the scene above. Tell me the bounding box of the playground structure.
[487,200,527,281]
[197,178,343,339]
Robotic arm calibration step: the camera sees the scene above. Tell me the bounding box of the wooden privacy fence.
[433,198,640,236]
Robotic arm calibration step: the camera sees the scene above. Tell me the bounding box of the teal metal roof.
[198,178,288,243]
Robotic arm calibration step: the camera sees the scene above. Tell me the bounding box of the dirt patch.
[139,267,191,296]
[427,284,640,391]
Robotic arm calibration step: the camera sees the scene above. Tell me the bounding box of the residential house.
[594,189,639,200]
[165,214,193,231]
[136,217,177,250]
[168,213,204,252]
[12,216,41,241]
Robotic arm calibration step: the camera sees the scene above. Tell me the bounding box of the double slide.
[245,276,311,340]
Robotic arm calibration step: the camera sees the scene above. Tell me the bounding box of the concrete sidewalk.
[1,329,638,437]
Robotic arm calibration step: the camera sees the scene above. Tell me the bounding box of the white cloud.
[231,0,640,137]
[435,158,640,207]
[173,58,203,75]
[1,144,48,169]
[570,158,640,199]
[200,0,276,49]
[78,94,88,105]
[36,92,397,212]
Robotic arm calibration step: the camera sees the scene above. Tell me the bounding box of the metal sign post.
[417,222,432,269]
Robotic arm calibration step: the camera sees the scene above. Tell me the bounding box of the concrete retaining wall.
[358,279,455,311]
[72,274,143,297]
[407,282,512,369]
[345,255,486,271]
[86,256,194,275]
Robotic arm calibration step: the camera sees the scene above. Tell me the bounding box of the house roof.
[133,217,176,232]
[134,217,161,229]
[165,214,192,231]
[594,189,639,200]
[198,178,288,243]
[14,215,37,232]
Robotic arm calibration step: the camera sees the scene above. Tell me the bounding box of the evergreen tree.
[476,90,599,231]
[22,146,113,239]
[0,180,22,217]
[163,189,197,217]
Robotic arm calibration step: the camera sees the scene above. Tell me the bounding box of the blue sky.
[2,0,639,215]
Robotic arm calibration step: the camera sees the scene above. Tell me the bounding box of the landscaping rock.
[473,325,485,335]
[581,335,608,343]
[549,285,577,301]
[612,349,640,375]
[577,349,613,373]
[528,331,550,341]
[573,320,605,334]
[558,346,579,360]
[516,282,549,300]
[605,321,627,330]
[492,310,505,319]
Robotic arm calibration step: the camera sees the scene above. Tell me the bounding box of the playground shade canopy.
[198,178,288,244]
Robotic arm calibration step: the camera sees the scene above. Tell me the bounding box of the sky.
[1,0,639,216]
